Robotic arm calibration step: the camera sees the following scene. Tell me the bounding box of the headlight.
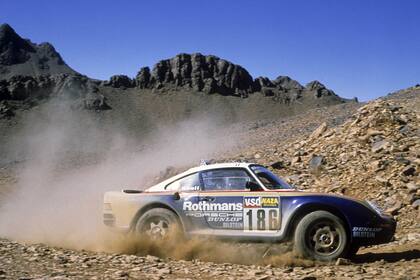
[366,200,383,215]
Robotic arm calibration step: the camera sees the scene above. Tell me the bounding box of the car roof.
[187,162,255,173]
[145,162,257,191]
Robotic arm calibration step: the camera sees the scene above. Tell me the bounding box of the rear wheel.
[294,210,348,261]
[135,208,180,240]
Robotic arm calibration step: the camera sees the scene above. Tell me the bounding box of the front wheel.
[135,208,181,240]
[294,210,348,261]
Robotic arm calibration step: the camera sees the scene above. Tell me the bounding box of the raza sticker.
[243,196,281,232]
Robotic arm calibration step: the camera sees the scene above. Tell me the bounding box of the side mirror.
[173,192,181,200]
[246,181,261,191]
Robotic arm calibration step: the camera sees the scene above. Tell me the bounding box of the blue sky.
[2,0,419,101]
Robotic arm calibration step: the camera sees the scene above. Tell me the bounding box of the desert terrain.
[0,23,419,279]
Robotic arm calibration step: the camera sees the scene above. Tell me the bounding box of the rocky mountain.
[138,53,254,96]
[0,24,77,78]
[0,23,110,113]
[0,23,352,122]
[104,53,341,101]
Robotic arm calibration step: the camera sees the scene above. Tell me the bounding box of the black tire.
[294,210,348,261]
[135,208,181,240]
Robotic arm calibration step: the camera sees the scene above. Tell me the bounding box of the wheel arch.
[285,203,352,241]
[129,202,185,232]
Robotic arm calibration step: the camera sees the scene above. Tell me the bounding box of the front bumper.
[352,215,396,246]
[374,215,396,244]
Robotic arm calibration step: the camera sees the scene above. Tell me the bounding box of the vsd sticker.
[244,197,261,208]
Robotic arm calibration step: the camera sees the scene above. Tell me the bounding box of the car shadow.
[352,249,420,263]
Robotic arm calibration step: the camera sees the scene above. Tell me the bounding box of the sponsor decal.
[261,197,279,208]
[244,197,261,208]
[183,199,244,230]
[244,196,279,208]
[352,227,382,238]
[243,196,281,231]
[222,222,243,229]
[183,185,200,191]
[183,201,243,211]
[185,212,242,218]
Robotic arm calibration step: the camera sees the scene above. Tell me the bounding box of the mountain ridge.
[104,52,340,101]
[0,23,345,101]
[0,23,354,122]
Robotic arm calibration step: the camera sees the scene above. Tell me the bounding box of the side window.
[201,168,253,191]
[165,173,201,191]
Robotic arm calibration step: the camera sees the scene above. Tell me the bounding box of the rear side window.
[201,168,253,191]
[166,173,201,191]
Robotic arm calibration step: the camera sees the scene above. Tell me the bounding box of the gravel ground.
[0,91,419,279]
[0,237,419,280]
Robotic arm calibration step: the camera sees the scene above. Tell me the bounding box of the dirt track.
[0,90,419,279]
[0,237,419,279]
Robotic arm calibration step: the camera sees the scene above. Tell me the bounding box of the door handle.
[200,196,215,202]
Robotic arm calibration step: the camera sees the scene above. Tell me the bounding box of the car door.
[199,168,282,235]
[198,168,252,230]
[165,172,208,231]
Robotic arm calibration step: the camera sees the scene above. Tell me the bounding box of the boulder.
[105,75,134,89]
[0,100,13,118]
[254,77,274,91]
[135,67,150,88]
[261,87,274,96]
[270,161,285,170]
[310,122,328,139]
[402,166,416,177]
[309,155,325,172]
[371,140,389,153]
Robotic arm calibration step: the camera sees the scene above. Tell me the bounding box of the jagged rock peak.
[102,52,344,101]
[0,23,23,43]
[306,80,335,97]
[273,76,304,90]
[139,53,255,96]
[306,80,327,90]
[254,77,274,90]
[0,23,35,65]
[0,23,77,79]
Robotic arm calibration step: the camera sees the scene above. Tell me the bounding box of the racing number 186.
[245,209,280,231]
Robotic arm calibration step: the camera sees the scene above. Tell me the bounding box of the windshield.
[250,165,293,190]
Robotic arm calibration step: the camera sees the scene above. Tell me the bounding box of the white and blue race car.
[103,162,396,261]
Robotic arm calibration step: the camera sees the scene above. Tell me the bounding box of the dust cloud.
[104,228,315,266]
[0,98,235,250]
[0,98,308,267]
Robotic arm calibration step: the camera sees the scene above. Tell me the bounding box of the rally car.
[103,162,396,261]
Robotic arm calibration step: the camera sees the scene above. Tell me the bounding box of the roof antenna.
[200,159,209,166]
